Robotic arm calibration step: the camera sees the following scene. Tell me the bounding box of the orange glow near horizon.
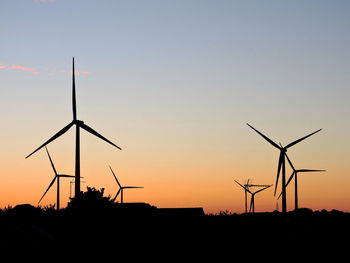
[1,125,349,214]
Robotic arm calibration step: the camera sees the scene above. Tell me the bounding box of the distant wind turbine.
[234,179,251,213]
[246,123,321,213]
[26,58,122,198]
[277,154,325,210]
[109,165,143,203]
[234,179,271,213]
[38,146,75,210]
[235,180,272,213]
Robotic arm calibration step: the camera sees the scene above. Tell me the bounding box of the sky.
[0,0,349,214]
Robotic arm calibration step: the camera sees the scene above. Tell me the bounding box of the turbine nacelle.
[73,120,84,125]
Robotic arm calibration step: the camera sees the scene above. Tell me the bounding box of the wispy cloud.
[0,62,39,74]
[74,71,91,76]
[12,65,34,71]
[0,61,91,76]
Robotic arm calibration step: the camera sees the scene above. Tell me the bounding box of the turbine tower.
[38,146,75,210]
[109,165,143,203]
[26,58,122,198]
[246,123,321,213]
[279,154,325,210]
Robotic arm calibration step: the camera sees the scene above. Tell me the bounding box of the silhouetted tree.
[66,187,115,213]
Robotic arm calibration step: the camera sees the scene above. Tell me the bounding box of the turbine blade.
[285,171,295,188]
[38,176,57,204]
[123,186,144,189]
[113,189,121,201]
[249,197,254,212]
[109,165,121,187]
[277,191,282,200]
[249,184,271,187]
[72,57,77,120]
[285,153,295,172]
[234,180,251,193]
[298,169,326,173]
[246,123,280,149]
[26,122,74,159]
[79,122,122,150]
[274,152,284,196]
[254,185,272,195]
[45,146,57,176]
[285,129,322,149]
[58,174,75,178]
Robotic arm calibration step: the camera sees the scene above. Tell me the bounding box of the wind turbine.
[278,154,325,210]
[109,165,143,203]
[235,179,271,213]
[235,180,271,213]
[38,146,75,210]
[26,58,122,198]
[246,123,321,213]
[248,185,272,213]
[234,179,251,213]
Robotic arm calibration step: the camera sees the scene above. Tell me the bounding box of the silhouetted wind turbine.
[38,146,74,210]
[109,165,143,203]
[248,185,272,213]
[235,179,271,213]
[235,179,250,213]
[247,123,321,213]
[235,180,271,213]
[278,154,325,210]
[26,58,122,198]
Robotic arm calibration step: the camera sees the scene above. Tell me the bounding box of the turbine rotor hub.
[74,120,84,125]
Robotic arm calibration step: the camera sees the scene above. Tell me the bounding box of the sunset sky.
[1,0,349,214]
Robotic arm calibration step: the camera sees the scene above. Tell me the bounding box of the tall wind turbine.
[235,180,271,213]
[246,123,321,213]
[279,154,325,210]
[26,58,122,198]
[109,165,143,203]
[38,146,75,210]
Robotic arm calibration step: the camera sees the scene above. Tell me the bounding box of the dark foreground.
[0,202,349,258]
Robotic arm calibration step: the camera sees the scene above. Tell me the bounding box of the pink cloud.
[73,71,91,76]
[0,62,8,69]
[0,61,91,76]
[12,65,34,71]
[0,62,40,75]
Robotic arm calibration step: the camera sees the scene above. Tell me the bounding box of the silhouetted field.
[0,188,348,257]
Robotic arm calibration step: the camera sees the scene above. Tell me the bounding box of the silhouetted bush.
[293,207,313,215]
[66,186,115,214]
